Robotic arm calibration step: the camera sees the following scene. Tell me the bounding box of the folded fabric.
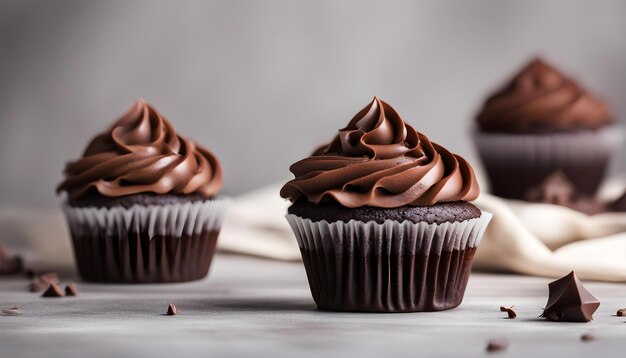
[219,181,626,282]
[1,180,625,281]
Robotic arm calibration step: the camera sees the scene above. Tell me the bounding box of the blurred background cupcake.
[281,97,491,312]
[474,58,623,200]
[57,99,228,283]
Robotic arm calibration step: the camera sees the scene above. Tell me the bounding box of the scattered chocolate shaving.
[41,283,65,298]
[524,171,607,215]
[486,339,508,353]
[166,304,178,316]
[28,272,59,292]
[0,306,21,316]
[65,283,78,296]
[541,271,600,322]
[616,308,626,317]
[499,306,517,319]
[0,246,24,275]
[580,333,596,342]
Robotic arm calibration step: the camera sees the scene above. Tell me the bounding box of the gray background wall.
[0,0,624,208]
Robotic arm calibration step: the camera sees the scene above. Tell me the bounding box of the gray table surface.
[1,254,625,358]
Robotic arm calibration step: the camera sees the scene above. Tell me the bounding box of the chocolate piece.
[541,271,600,322]
[0,306,21,316]
[580,333,596,342]
[616,308,625,316]
[29,273,59,292]
[65,283,78,296]
[0,246,24,275]
[166,304,178,316]
[288,199,481,224]
[500,306,517,319]
[486,339,508,353]
[41,283,65,298]
[525,171,606,215]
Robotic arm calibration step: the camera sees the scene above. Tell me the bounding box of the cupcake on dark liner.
[474,58,623,200]
[281,97,491,312]
[57,100,229,283]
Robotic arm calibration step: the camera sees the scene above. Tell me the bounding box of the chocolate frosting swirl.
[57,100,223,200]
[476,58,613,133]
[280,97,479,208]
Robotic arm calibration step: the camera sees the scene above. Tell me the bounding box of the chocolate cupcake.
[57,100,228,283]
[280,97,491,312]
[474,58,623,200]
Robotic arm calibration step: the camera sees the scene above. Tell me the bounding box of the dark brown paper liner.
[62,199,228,283]
[300,247,477,312]
[71,230,219,283]
[286,213,491,312]
[474,126,623,199]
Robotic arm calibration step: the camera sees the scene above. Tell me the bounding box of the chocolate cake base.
[288,199,481,224]
[301,247,476,312]
[68,192,212,209]
[71,230,219,283]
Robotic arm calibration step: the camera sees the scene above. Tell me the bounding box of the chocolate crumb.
[0,306,21,316]
[65,283,78,296]
[580,333,596,342]
[499,306,517,319]
[41,283,65,298]
[166,304,178,316]
[617,308,626,317]
[486,339,508,353]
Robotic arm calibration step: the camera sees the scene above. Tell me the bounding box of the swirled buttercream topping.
[280,97,479,208]
[477,58,613,133]
[57,100,223,200]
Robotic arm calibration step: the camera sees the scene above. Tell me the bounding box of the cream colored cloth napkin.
[219,182,626,282]
[2,181,625,281]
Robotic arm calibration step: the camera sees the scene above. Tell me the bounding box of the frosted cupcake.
[281,97,492,312]
[57,100,228,283]
[474,58,622,200]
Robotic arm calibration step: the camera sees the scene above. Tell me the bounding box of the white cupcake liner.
[474,125,623,165]
[286,212,492,256]
[63,197,231,239]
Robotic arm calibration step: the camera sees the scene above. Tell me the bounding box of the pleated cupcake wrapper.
[286,212,492,312]
[62,198,230,283]
[474,126,624,198]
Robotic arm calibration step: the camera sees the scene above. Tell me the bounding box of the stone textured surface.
[1,254,626,358]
